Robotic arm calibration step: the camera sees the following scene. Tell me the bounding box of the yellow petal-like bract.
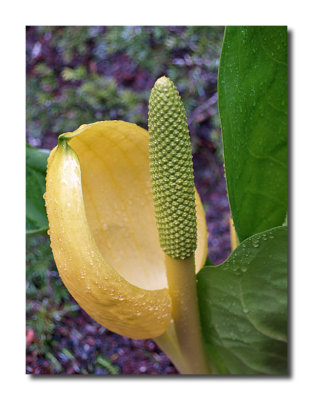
[45,121,208,339]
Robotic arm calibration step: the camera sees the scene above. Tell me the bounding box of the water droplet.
[252,237,259,248]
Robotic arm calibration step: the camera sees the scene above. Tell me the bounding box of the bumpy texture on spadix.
[45,121,208,339]
[148,77,197,259]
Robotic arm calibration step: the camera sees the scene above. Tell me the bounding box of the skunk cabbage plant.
[27,26,288,375]
[44,115,209,373]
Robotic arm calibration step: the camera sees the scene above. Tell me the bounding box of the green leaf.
[46,352,62,373]
[197,226,288,374]
[26,143,49,234]
[218,26,288,241]
[96,355,120,375]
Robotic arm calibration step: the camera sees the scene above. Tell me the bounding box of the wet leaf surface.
[197,226,288,374]
[218,26,287,241]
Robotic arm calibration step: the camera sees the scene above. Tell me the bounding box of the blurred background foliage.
[26,26,224,153]
[26,26,228,374]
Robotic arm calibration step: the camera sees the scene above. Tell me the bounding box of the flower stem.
[154,321,189,374]
[164,254,210,374]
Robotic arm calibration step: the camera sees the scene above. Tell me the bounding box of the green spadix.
[148,76,197,259]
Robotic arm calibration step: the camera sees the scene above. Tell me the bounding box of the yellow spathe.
[45,121,208,339]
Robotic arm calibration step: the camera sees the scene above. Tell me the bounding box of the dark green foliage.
[197,227,288,374]
[218,26,288,241]
[26,143,49,234]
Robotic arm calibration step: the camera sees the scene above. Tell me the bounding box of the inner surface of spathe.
[69,121,206,291]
